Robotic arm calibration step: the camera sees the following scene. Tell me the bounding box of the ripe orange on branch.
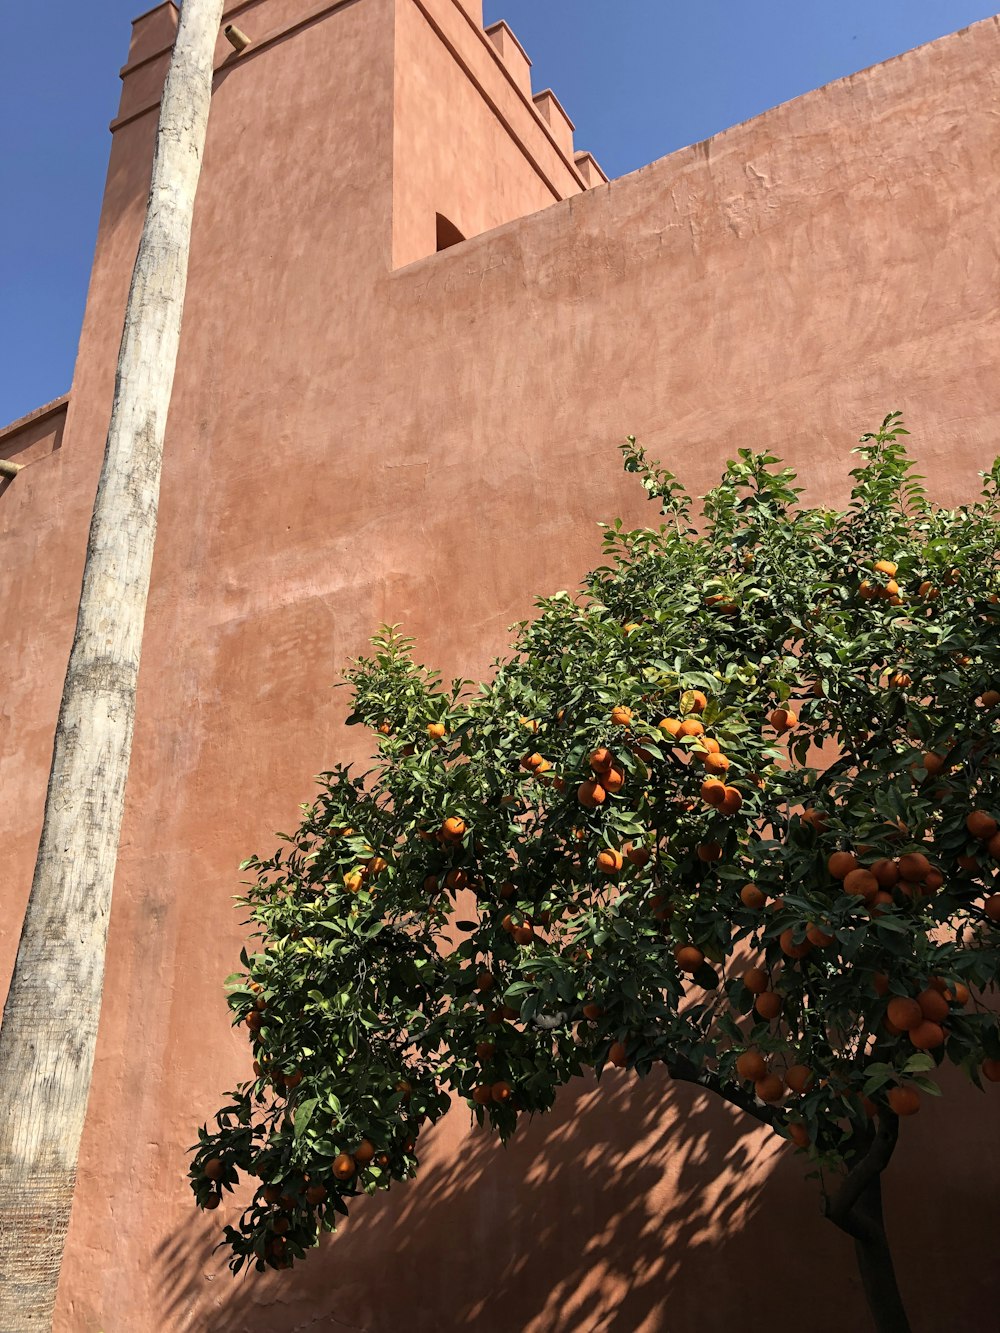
[596,848,624,875]
[735,1050,768,1082]
[886,997,923,1032]
[769,708,798,734]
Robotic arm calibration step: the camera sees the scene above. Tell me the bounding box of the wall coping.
[0,394,70,444]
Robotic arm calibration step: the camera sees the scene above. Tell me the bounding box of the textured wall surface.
[2,2,999,1329]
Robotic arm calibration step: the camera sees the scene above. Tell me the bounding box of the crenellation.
[532,87,575,160]
[574,150,608,188]
[485,19,533,98]
[125,1,178,68]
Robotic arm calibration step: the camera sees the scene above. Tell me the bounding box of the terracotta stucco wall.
[2,4,999,1330]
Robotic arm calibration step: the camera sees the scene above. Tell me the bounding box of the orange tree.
[192,417,1000,1333]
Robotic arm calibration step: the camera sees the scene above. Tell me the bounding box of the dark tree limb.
[824,1111,898,1243]
[665,1055,778,1129]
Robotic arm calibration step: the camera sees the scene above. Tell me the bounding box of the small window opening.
[436,213,466,251]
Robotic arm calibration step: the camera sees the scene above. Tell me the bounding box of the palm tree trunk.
[0,2,224,1325]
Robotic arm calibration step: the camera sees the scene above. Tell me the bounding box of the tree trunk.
[852,1175,912,1333]
[0,2,224,1326]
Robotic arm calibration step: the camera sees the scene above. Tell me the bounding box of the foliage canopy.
[192,416,1000,1278]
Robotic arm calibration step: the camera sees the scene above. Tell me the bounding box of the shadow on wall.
[152,1067,871,1333]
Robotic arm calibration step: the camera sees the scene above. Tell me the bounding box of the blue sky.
[2,0,996,426]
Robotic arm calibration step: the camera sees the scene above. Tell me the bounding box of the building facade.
[2,2,1000,1328]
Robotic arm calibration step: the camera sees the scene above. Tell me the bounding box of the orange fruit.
[626,844,651,868]
[427,722,446,740]
[740,883,767,909]
[203,1157,223,1182]
[512,924,534,945]
[800,807,828,832]
[442,816,466,841]
[874,559,898,576]
[735,1050,768,1081]
[842,868,879,902]
[806,923,834,948]
[203,1192,222,1210]
[921,752,947,776]
[333,1153,356,1181]
[675,945,705,973]
[909,1020,945,1050]
[679,718,705,738]
[987,833,1000,859]
[984,894,1000,922]
[476,970,496,993]
[603,766,626,794]
[687,690,708,714]
[305,1184,327,1205]
[475,1040,495,1059]
[608,1041,628,1068]
[354,1139,376,1166]
[472,1084,493,1105]
[967,810,998,840]
[755,1073,785,1103]
[445,869,468,891]
[754,991,782,1020]
[719,786,743,815]
[780,928,811,960]
[887,1086,920,1116]
[582,1002,604,1021]
[769,708,798,734]
[980,690,1000,708]
[704,752,730,776]
[596,848,624,875]
[589,747,613,773]
[743,967,770,995]
[945,982,970,1006]
[870,858,899,887]
[827,851,858,881]
[886,997,923,1031]
[577,780,607,809]
[982,1059,1000,1083]
[887,671,912,689]
[917,989,949,1023]
[785,1065,814,1094]
[520,752,546,773]
[611,706,633,727]
[898,852,932,881]
[701,778,727,806]
[696,842,723,863]
[491,1080,513,1103]
[694,737,722,758]
[658,718,683,738]
[787,1123,810,1148]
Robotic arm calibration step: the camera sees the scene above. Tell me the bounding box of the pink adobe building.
[2,2,1000,1328]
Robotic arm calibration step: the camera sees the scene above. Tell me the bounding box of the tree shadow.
[154,1067,873,1332]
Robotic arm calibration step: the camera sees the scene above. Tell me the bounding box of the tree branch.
[666,1055,778,1129]
[823,1111,899,1241]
